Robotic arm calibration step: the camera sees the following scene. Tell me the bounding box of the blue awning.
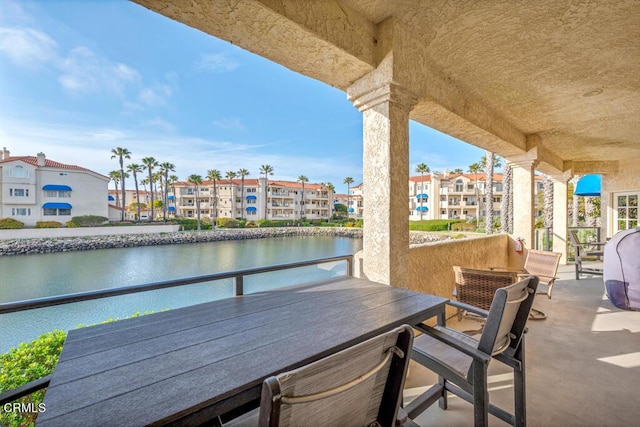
[246,195,257,200]
[43,184,72,191]
[416,193,428,199]
[43,202,72,209]
[574,174,601,196]
[246,206,257,211]
[168,195,175,200]
[108,195,115,201]
[416,206,429,211]
[348,207,355,212]
[168,206,176,211]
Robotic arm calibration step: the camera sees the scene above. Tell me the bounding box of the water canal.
[0,236,362,352]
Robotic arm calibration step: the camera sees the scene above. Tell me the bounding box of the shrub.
[0,330,66,426]
[65,221,78,228]
[220,219,239,228]
[35,221,62,228]
[0,218,24,229]
[245,221,257,228]
[450,222,477,232]
[69,215,108,227]
[410,219,464,232]
[257,219,273,227]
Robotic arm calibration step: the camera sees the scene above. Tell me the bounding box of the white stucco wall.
[0,224,180,240]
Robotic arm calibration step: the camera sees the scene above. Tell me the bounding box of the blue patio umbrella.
[574,174,601,196]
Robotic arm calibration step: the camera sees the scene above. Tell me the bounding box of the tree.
[108,170,122,207]
[297,175,308,219]
[415,163,430,221]
[126,163,143,222]
[207,169,222,225]
[159,162,175,222]
[344,177,354,220]
[168,174,179,218]
[142,157,159,222]
[468,162,482,221]
[571,176,580,226]
[259,165,274,219]
[543,175,554,228]
[451,168,464,175]
[500,161,513,233]
[237,168,250,220]
[481,153,501,234]
[111,147,131,221]
[187,174,203,231]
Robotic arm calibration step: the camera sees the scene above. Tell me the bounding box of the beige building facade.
[0,149,109,227]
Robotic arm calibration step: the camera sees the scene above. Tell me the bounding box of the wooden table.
[38,277,447,426]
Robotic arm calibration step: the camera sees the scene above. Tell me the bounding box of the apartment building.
[0,149,109,226]
[171,178,333,221]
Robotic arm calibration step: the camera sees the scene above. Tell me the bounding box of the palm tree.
[297,175,308,219]
[126,163,144,222]
[237,168,250,220]
[187,174,203,231]
[160,162,176,222]
[500,161,513,233]
[415,163,430,221]
[344,177,354,220]
[571,176,581,226]
[109,170,121,207]
[468,162,482,222]
[111,147,131,221]
[142,157,158,222]
[168,174,179,218]
[481,153,502,234]
[207,169,222,226]
[543,175,554,229]
[259,165,274,219]
[452,168,464,175]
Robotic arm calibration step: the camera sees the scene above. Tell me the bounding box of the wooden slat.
[38,279,446,427]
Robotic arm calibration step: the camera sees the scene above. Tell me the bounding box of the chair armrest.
[489,267,524,273]
[414,324,491,364]
[446,300,490,318]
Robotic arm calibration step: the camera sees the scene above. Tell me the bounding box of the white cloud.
[194,53,239,73]
[138,84,172,106]
[0,27,57,68]
[143,118,176,133]
[213,117,246,131]
[58,46,141,96]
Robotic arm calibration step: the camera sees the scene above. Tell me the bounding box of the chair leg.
[513,339,527,427]
[472,361,489,427]
[438,375,448,409]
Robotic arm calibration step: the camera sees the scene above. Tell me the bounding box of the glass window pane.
[618,196,627,207]
[618,220,627,230]
[630,208,638,219]
[630,220,638,228]
[618,208,627,218]
[630,196,638,207]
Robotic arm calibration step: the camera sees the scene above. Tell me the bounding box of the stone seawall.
[0,228,363,256]
[0,227,451,256]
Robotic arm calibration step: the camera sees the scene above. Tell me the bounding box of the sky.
[0,0,486,192]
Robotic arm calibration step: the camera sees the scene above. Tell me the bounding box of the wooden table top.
[38,277,447,426]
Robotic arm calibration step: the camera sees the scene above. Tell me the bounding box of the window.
[614,192,639,232]
[9,166,29,178]
[43,208,57,216]
[43,207,71,216]
[467,184,475,191]
[10,188,29,197]
[455,180,463,192]
[44,190,71,198]
[11,208,31,216]
[495,183,503,192]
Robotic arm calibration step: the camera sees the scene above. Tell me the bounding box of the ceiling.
[134,0,640,175]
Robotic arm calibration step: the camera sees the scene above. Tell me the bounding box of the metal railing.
[0,255,353,314]
[0,255,353,405]
[534,226,602,257]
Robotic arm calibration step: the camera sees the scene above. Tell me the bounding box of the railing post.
[346,256,353,277]
[234,276,244,296]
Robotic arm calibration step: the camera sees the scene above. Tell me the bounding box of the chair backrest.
[477,276,539,359]
[258,325,414,427]
[453,266,519,311]
[568,230,584,254]
[524,249,561,286]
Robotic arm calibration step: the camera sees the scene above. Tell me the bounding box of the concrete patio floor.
[405,264,640,426]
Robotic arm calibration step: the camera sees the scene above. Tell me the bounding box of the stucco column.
[550,172,571,263]
[348,82,417,285]
[511,158,538,248]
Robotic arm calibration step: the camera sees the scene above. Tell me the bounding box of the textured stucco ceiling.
[134,0,640,174]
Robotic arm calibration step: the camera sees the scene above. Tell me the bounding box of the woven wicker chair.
[258,325,417,427]
[520,249,561,299]
[453,266,519,320]
[408,276,539,427]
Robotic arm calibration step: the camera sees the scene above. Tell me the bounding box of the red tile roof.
[1,156,91,171]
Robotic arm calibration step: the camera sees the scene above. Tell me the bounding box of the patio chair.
[407,276,539,427]
[258,325,417,427]
[569,229,605,280]
[453,266,519,322]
